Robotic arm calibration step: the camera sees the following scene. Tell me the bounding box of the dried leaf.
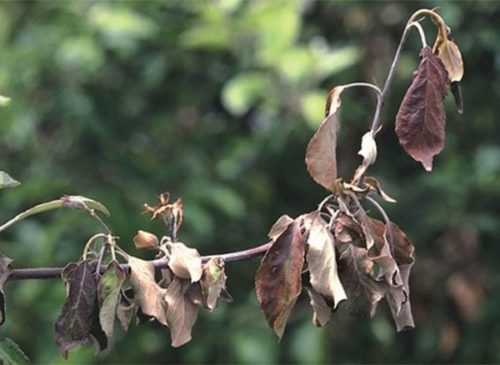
[255,220,304,339]
[306,216,347,308]
[127,256,167,326]
[395,46,449,171]
[54,261,107,359]
[324,86,345,117]
[306,287,332,327]
[133,230,159,250]
[268,215,294,241]
[431,16,464,82]
[353,132,377,182]
[165,277,200,347]
[450,81,463,114]
[0,254,13,325]
[333,214,364,245]
[0,172,20,190]
[338,245,386,318]
[363,176,396,203]
[167,242,202,283]
[98,262,126,340]
[116,291,136,332]
[201,258,227,311]
[305,114,340,192]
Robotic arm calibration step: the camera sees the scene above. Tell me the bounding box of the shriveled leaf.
[116,291,136,332]
[255,220,305,339]
[363,176,396,203]
[305,114,339,192]
[353,132,377,182]
[450,81,463,114]
[306,215,347,308]
[133,230,159,250]
[127,256,167,326]
[324,85,345,117]
[0,96,11,107]
[167,242,202,283]
[333,214,364,245]
[54,261,107,359]
[306,287,332,327]
[60,195,111,217]
[268,215,294,241]
[0,172,20,190]
[98,262,126,340]
[338,245,386,318]
[431,14,464,82]
[201,258,227,311]
[165,277,200,347]
[0,337,30,365]
[395,46,449,171]
[0,254,13,325]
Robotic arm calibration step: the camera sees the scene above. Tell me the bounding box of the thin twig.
[7,240,273,281]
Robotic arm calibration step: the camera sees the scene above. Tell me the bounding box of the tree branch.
[7,240,273,281]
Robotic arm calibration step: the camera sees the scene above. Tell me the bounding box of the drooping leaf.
[363,176,396,203]
[305,114,340,192]
[0,337,30,365]
[167,242,202,283]
[133,230,159,250]
[338,245,386,318]
[450,81,463,114]
[306,215,347,309]
[324,86,345,117]
[116,291,136,332]
[60,195,111,217]
[255,220,305,339]
[165,277,200,347]
[200,258,228,311]
[431,15,464,83]
[98,262,126,340]
[395,46,449,171]
[306,287,332,327]
[267,215,294,241]
[127,256,167,326]
[0,254,13,325]
[0,172,20,190]
[54,261,107,359]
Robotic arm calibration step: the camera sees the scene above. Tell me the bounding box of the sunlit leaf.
[255,220,304,339]
[395,46,449,171]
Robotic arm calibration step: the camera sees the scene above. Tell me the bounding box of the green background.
[0,1,499,363]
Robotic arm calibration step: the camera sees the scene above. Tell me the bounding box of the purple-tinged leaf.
[255,220,305,339]
[395,46,449,171]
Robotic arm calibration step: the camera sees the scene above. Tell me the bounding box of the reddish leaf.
[395,46,449,171]
[305,114,340,192]
[54,261,107,359]
[255,220,305,339]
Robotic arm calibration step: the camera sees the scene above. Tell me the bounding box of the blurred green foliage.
[0,1,499,363]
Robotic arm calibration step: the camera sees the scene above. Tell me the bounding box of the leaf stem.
[6,240,273,281]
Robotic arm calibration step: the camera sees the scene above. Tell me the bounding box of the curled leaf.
[363,176,396,203]
[201,258,228,311]
[165,277,200,347]
[305,114,340,192]
[353,132,378,183]
[167,242,203,283]
[133,230,159,250]
[395,46,449,171]
[127,256,167,326]
[325,86,345,117]
[306,287,331,327]
[306,215,347,309]
[268,215,294,241]
[255,220,304,339]
[431,14,464,82]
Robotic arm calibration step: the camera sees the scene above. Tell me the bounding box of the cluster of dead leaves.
[255,208,415,339]
[395,10,464,171]
[54,237,230,358]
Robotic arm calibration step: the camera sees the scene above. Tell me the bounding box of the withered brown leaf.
[431,16,464,83]
[54,261,107,359]
[133,230,159,250]
[268,215,294,241]
[306,287,332,327]
[165,277,200,347]
[395,46,449,171]
[255,220,305,339]
[128,256,168,326]
[167,242,203,283]
[305,114,339,192]
[200,258,228,311]
[306,215,347,309]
